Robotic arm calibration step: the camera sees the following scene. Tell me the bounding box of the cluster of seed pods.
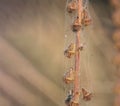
[63,0,92,106]
[110,0,120,106]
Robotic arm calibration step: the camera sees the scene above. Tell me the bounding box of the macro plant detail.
[63,0,93,106]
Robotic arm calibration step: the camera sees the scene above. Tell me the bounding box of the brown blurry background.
[0,0,117,106]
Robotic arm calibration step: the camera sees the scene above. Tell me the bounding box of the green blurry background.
[0,0,117,106]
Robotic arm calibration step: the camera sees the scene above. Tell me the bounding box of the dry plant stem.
[74,31,80,93]
[74,0,82,101]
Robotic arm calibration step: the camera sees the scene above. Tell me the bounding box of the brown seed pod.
[83,18,92,26]
[110,0,120,8]
[67,1,77,13]
[70,102,79,106]
[81,9,88,19]
[113,29,120,42]
[81,9,92,26]
[112,9,120,27]
[72,17,81,32]
[64,43,76,58]
[70,92,80,106]
[82,88,92,101]
[63,67,74,84]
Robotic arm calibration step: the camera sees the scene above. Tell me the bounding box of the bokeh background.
[0,0,117,106]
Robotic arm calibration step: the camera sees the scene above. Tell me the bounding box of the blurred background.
[0,0,118,106]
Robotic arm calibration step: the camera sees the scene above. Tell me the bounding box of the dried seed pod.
[112,9,120,27]
[70,102,79,106]
[63,67,74,84]
[72,17,81,32]
[82,88,92,101]
[83,18,92,26]
[113,29,120,42]
[67,1,77,13]
[110,0,120,8]
[82,9,92,26]
[70,92,80,106]
[64,43,76,58]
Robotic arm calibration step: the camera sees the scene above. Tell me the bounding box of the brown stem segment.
[73,0,82,104]
[74,31,80,93]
